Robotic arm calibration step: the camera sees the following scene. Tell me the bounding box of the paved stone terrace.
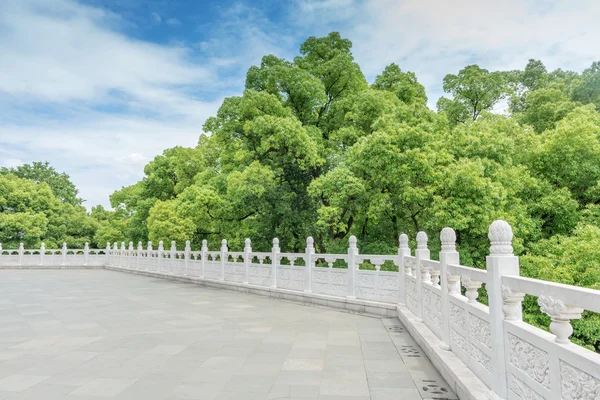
[0,270,456,400]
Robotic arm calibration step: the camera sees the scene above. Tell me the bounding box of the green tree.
[1,161,82,206]
[572,61,600,110]
[0,174,97,248]
[437,65,509,124]
[372,63,427,105]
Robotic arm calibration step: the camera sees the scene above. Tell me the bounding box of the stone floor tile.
[0,375,48,392]
[0,270,460,400]
[282,358,324,371]
[146,345,187,355]
[319,378,370,397]
[367,370,416,388]
[370,387,423,400]
[69,378,136,397]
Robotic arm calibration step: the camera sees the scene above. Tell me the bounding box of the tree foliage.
[0,173,97,248]
[1,161,82,206]
[3,33,600,351]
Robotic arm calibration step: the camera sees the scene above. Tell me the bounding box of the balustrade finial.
[399,233,409,249]
[307,236,314,248]
[273,237,279,247]
[84,242,89,249]
[244,238,251,248]
[201,239,208,250]
[488,220,513,255]
[349,235,357,248]
[416,231,428,249]
[440,227,456,251]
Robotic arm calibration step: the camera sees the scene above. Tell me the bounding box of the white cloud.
[166,17,181,26]
[0,104,222,207]
[3,0,599,210]
[293,0,600,107]
[0,0,248,208]
[1,158,24,169]
[0,0,213,117]
[0,0,292,209]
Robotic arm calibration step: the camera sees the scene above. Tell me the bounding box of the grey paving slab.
[0,269,456,399]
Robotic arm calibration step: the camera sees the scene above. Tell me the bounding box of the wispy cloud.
[0,0,290,208]
[2,0,599,208]
[293,0,600,107]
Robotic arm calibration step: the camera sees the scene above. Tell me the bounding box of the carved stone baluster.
[461,276,482,303]
[538,296,583,344]
[421,262,431,284]
[448,274,461,295]
[501,285,525,321]
[431,268,441,288]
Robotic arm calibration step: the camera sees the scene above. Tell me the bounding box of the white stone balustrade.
[1,220,599,400]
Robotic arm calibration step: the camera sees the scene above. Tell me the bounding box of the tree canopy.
[1,161,82,206]
[2,32,600,351]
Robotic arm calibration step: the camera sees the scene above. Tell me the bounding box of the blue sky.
[1,0,599,208]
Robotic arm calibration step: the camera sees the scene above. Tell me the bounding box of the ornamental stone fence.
[1,220,599,400]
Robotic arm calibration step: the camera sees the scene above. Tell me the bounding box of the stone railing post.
[120,242,126,266]
[18,243,24,266]
[158,241,164,273]
[347,236,358,298]
[414,232,429,322]
[61,243,67,266]
[271,238,279,288]
[486,220,520,400]
[39,242,45,266]
[128,242,133,269]
[84,242,89,266]
[220,239,227,281]
[106,242,111,265]
[137,242,142,270]
[200,239,207,279]
[305,237,315,293]
[147,241,153,271]
[243,239,251,284]
[184,240,191,276]
[439,227,459,351]
[398,234,411,305]
[113,242,118,266]
[170,240,177,275]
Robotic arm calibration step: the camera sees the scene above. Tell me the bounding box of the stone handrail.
[1,221,599,400]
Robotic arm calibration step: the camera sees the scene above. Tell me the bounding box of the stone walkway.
[0,270,456,399]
